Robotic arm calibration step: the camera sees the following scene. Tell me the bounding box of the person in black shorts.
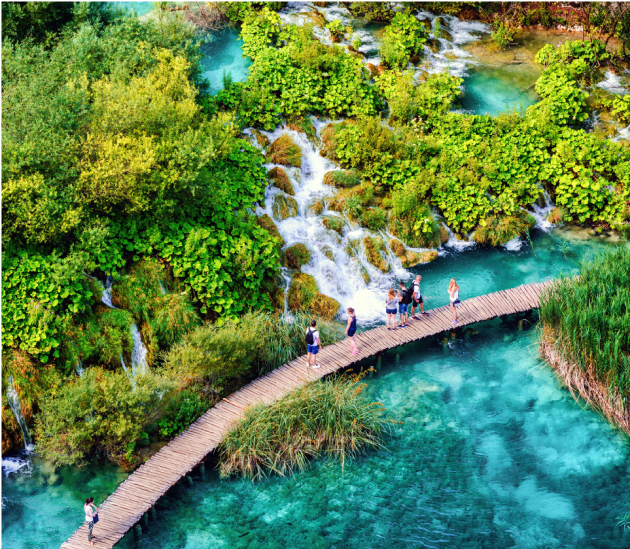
[411,275,429,320]
[398,281,413,328]
[345,307,358,354]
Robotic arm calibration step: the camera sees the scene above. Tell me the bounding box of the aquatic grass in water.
[540,247,630,433]
[218,372,387,480]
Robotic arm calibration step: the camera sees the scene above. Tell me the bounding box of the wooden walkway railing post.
[60,281,551,549]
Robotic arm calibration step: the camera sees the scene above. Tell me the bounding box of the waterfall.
[6,377,34,452]
[120,354,128,373]
[531,190,557,232]
[101,276,116,308]
[130,324,149,376]
[76,358,84,377]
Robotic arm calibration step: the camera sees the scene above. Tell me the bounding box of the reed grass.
[539,246,630,433]
[218,372,387,480]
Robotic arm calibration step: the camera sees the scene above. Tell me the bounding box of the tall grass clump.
[218,372,387,480]
[539,246,630,434]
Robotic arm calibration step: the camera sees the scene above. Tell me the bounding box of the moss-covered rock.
[257,214,285,246]
[321,245,334,261]
[473,212,535,246]
[286,115,318,144]
[251,129,270,149]
[363,236,390,273]
[345,237,361,259]
[359,263,370,285]
[268,167,294,196]
[366,63,380,78]
[323,170,361,188]
[322,215,345,235]
[439,225,450,245]
[308,199,324,216]
[288,272,339,320]
[389,238,438,267]
[267,134,302,168]
[272,194,299,221]
[282,243,311,270]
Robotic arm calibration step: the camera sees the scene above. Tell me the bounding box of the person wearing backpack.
[305,319,322,368]
[411,275,429,320]
[398,281,413,328]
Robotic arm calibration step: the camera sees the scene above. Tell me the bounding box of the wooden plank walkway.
[60,281,551,548]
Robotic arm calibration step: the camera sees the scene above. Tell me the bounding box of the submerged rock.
[272,194,299,221]
[288,272,339,320]
[283,243,311,270]
[363,236,390,273]
[268,167,294,196]
[257,214,285,246]
[308,199,324,216]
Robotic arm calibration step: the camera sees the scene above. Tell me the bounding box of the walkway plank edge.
[60,281,551,549]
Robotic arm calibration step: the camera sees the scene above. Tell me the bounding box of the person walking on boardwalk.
[386,289,398,331]
[345,308,359,354]
[448,278,461,324]
[305,319,322,368]
[398,281,412,328]
[411,275,429,320]
[84,497,99,545]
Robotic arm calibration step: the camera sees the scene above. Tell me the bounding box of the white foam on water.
[101,276,116,308]
[596,70,629,95]
[503,237,523,251]
[442,226,476,252]
[6,377,34,452]
[2,457,29,477]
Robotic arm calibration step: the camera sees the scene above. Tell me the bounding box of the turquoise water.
[4,230,629,548]
[460,66,541,116]
[200,28,251,95]
[115,1,153,17]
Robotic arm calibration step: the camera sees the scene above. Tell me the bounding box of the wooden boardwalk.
[60,281,551,548]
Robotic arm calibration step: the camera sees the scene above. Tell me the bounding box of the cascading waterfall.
[6,377,34,452]
[250,121,418,326]
[101,276,116,308]
[130,324,149,376]
[531,189,557,232]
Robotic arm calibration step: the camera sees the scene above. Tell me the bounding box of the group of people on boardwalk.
[305,276,461,368]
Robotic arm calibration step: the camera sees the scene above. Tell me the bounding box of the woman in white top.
[448,278,460,324]
[385,289,398,331]
[84,496,99,545]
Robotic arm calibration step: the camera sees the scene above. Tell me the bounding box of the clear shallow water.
[3,232,628,548]
[122,323,628,549]
[200,28,251,95]
[460,66,540,116]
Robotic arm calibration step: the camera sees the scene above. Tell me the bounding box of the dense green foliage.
[35,368,171,466]
[540,247,630,431]
[379,12,429,69]
[218,372,387,480]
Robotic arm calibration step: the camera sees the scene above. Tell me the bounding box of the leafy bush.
[240,6,286,60]
[472,211,535,246]
[347,2,396,22]
[380,12,429,68]
[491,22,515,48]
[360,208,389,231]
[326,19,347,39]
[535,40,610,73]
[389,178,441,248]
[157,389,209,438]
[288,273,340,320]
[528,66,589,125]
[323,170,361,188]
[540,247,630,434]
[610,94,630,124]
[35,368,170,466]
[218,372,387,480]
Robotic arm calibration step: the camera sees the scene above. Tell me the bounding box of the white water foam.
[130,324,149,376]
[101,276,116,308]
[596,70,629,95]
[6,377,34,453]
[1,457,29,477]
[503,237,524,251]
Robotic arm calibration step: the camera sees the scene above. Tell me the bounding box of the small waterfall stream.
[6,377,34,452]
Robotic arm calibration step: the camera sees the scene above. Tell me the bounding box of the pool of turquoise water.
[200,28,251,95]
[460,65,541,116]
[3,230,629,548]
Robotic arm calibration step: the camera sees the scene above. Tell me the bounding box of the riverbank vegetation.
[539,247,630,435]
[2,1,629,462]
[218,372,387,480]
